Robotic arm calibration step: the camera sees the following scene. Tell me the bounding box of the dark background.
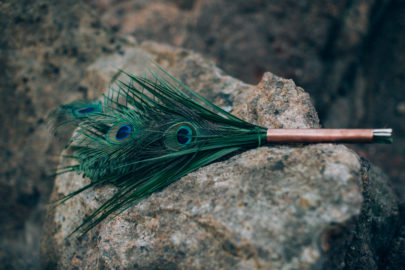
[0,0,404,269]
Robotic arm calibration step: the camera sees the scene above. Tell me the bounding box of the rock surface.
[42,43,398,269]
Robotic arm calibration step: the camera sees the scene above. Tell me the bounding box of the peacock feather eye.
[72,102,101,118]
[164,122,198,150]
[78,107,95,114]
[107,122,134,144]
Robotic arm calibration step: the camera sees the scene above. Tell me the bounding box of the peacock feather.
[50,64,267,236]
[50,62,392,236]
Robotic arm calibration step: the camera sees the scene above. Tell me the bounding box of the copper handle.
[266,129,374,143]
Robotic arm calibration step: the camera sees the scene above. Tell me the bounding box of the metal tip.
[373,129,393,143]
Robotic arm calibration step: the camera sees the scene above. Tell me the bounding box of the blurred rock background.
[0,0,403,269]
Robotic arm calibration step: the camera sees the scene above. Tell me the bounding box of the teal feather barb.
[50,64,267,236]
[50,63,392,236]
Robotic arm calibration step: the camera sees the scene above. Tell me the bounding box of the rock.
[41,42,399,269]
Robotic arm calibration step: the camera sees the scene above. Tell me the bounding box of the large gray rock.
[41,42,398,269]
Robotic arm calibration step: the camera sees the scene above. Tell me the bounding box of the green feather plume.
[50,64,267,236]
